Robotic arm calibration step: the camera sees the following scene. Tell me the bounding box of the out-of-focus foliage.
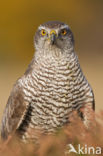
[0,111,103,156]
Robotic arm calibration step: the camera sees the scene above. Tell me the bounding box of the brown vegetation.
[0,111,103,156]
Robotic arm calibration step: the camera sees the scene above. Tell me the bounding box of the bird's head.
[34,21,74,57]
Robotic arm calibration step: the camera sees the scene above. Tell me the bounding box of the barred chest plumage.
[18,53,93,140]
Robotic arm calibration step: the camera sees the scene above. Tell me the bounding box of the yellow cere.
[50,30,57,35]
[41,29,47,36]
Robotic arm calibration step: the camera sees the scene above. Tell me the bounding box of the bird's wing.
[1,80,29,140]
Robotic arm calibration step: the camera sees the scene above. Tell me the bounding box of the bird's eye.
[61,29,67,36]
[41,29,46,36]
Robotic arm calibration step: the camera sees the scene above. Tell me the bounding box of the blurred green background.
[0,0,103,121]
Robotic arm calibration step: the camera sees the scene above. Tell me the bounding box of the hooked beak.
[50,33,56,45]
[50,30,57,45]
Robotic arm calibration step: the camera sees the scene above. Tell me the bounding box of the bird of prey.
[1,21,95,142]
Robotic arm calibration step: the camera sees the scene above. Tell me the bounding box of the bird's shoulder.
[1,78,29,140]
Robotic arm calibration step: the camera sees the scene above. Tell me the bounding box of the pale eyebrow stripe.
[60,25,69,29]
[38,26,46,30]
[38,24,69,30]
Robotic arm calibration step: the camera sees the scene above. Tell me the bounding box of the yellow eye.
[61,29,67,35]
[41,29,46,36]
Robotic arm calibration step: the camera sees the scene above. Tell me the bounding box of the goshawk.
[1,21,95,142]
